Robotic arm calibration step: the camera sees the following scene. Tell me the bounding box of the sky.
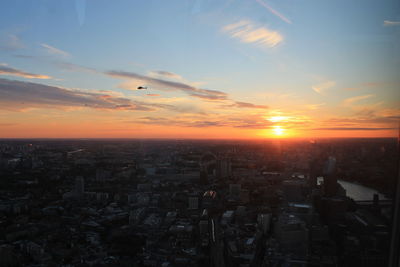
[0,0,399,139]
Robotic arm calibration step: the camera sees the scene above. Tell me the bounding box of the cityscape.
[1,1,400,266]
[0,138,398,266]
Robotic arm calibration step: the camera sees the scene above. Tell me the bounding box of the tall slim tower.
[216,158,231,179]
[323,156,338,197]
[389,126,400,267]
[75,176,85,197]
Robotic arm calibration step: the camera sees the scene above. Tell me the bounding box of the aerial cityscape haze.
[0,1,399,267]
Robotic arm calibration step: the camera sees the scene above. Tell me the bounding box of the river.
[317,177,387,201]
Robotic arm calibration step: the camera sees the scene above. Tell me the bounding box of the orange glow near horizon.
[272,125,285,136]
[0,124,397,139]
[0,108,398,139]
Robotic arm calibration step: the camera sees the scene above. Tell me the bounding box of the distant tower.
[74,176,85,197]
[188,196,199,210]
[200,152,216,184]
[308,158,318,188]
[323,156,338,197]
[389,126,400,267]
[216,158,231,179]
[199,163,208,185]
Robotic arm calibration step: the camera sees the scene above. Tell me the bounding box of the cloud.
[222,101,268,109]
[0,34,25,51]
[149,70,182,80]
[134,115,275,129]
[40,43,70,57]
[255,0,292,24]
[0,123,16,127]
[146,94,160,97]
[312,81,335,93]
[383,20,400,26]
[0,64,51,79]
[343,94,374,105]
[305,103,325,110]
[55,61,97,73]
[313,127,395,131]
[0,78,178,112]
[325,115,399,126]
[13,54,36,59]
[105,70,228,100]
[222,20,283,48]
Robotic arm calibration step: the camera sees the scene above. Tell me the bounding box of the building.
[188,196,199,210]
[274,213,309,257]
[282,180,306,202]
[75,176,85,196]
[216,158,231,179]
[229,184,241,197]
[257,213,271,234]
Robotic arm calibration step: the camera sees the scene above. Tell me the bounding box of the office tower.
[74,176,84,197]
[188,196,199,210]
[389,130,400,267]
[324,156,338,197]
[216,158,231,179]
[257,213,271,234]
[200,163,208,185]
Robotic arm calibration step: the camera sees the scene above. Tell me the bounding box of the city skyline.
[0,0,399,139]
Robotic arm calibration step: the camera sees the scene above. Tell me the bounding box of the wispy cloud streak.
[313,127,395,131]
[222,101,268,109]
[149,70,182,80]
[0,34,24,50]
[255,0,292,24]
[343,94,374,105]
[105,70,228,100]
[0,64,51,79]
[0,78,176,112]
[312,81,335,94]
[222,20,283,48]
[40,43,70,57]
[383,20,400,26]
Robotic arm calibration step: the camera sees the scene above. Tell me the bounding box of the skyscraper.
[389,130,400,267]
[216,158,231,179]
[74,176,85,197]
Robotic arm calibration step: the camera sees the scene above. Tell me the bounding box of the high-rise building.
[216,158,232,179]
[257,213,271,234]
[188,196,199,210]
[389,131,400,267]
[74,176,84,197]
[199,163,208,185]
[323,157,338,197]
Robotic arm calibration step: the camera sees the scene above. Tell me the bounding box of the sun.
[272,125,285,136]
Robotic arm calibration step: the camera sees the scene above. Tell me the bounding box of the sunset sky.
[0,0,399,139]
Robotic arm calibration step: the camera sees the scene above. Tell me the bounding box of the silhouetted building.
[75,176,84,195]
[216,158,231,179]
[323,157,338,197]
[389,134,400,267]
[200,164,208,185]
[188,196,199,210]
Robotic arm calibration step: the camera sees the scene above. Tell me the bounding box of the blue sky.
[0,0,399,138]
